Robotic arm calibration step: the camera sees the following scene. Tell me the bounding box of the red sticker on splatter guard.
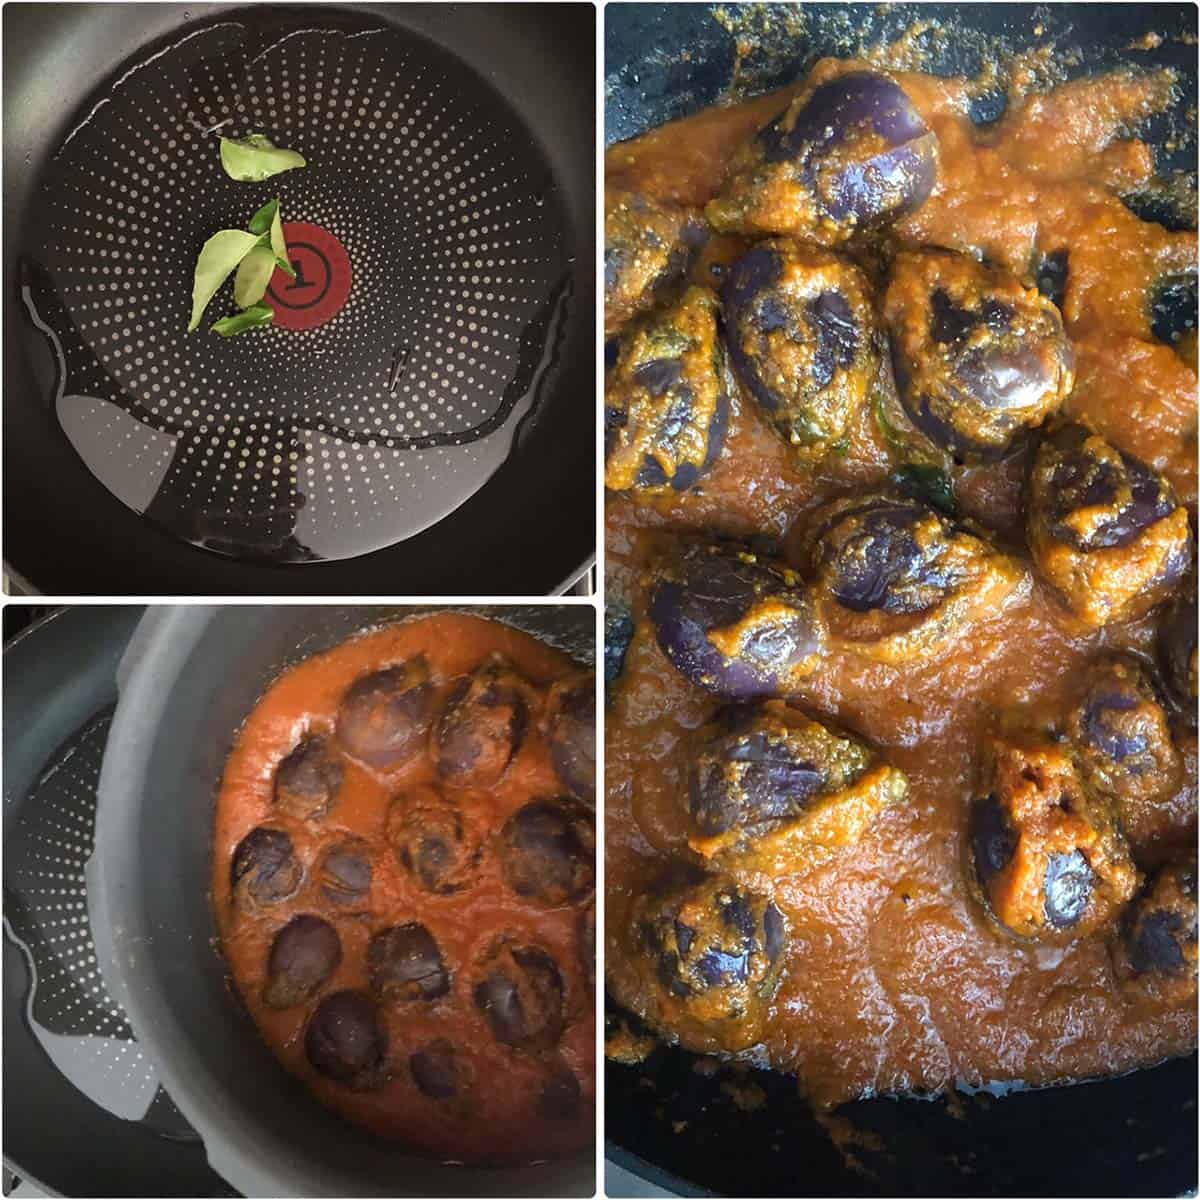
[267,222,352,331]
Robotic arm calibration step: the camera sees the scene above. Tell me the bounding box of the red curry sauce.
[605,59,1197,1107]
[213,614,594,1163]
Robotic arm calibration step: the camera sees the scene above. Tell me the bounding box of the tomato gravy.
[605,58,1197,1107]
[214,614,594,1163]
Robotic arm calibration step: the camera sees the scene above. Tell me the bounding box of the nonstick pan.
[89,605,595,1198]
[4,3,595,595]
[604,4,1198,1197]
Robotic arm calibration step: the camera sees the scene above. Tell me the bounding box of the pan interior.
[19,8,571,563]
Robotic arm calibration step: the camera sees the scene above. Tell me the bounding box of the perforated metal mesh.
[20,12,571,562]
[4,709,190,1135]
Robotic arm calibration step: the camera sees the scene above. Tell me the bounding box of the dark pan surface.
[604,4,1198,1196]
[4,3,595,593]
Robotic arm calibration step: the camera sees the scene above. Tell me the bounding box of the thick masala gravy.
[214,614,594,1163]
[605,56,1197,1107]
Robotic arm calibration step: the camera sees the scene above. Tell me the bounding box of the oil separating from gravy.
[213,614,594,1163]
[605,58,1197,1107]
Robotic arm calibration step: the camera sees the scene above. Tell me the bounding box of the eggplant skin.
[689,702,872,837]
[1159,576,1197,724]
[336,659,434,770]
[231,827,303,909]
[471,941,566,1051]
[605,186,707,338]
[969,732,1139,943]
[648,541,822,700]
[545,675,596,803]
[410,1040,461,1100]
[315,839,372,906]
[707,71,938,241]
[273,735,343,821]
[884,249,1074,462]
[604,287,730,497]
[433,655,530,788]
[498,798,595,907]
[304,990,388,1088]
[262,915,342,1010]
[367,923,450,1003]
[1124,862,1197,978]
[1066,656,1182,810]
[804,492,1028,664]
[625,870,786,1052]
[722,239,880,454]
[1027,422,1192,628]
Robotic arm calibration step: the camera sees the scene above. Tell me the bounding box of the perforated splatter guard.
[21,10,571,562]
[3,709,193,1138]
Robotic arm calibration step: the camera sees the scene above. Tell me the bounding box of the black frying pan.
[604,4,1198,1196]
[4,3,595,595]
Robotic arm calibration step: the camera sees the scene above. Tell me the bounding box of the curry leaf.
[188,229,264,332]
[220,134,306,182]
[872,388,907,456]
[269,205,295,278]
[211,303,274,337]
[893,463,957,516]
[248,198,279,236]
[233,244,278,310]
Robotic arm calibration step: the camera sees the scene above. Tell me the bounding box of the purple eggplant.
[707,71,938,241]
[387,786,482,896]
[315,838,372,907]
[969,733,1138,942]
[884,249,1073,461]
[723,240,879,452]
[434,654,530,788]
[274,735,343,821]
[804,493,1026,663]
[336,658,434,770]
[1159,572,1197,725]
[545,675,596,804]
[1066,656,1182,809]
[605,186,707,337]
[410,1039,461,1100]
[605,286,730,497]
[305,990,387,1087]
[263,915,342,1009]
[636,872,785,1010]
[498,798,595,907]
[472,941,565,1050]
[648,541,822,699]
[368,923,450,1003]
[689,702,874,837]
[231,827,303,910]
[1028,422,1192,627]
[1121,860,1197,989]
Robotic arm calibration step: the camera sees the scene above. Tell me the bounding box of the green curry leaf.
[188,229,264,332]
[269,205,295,278]
[893,463,958,516]
[247,198,279,236]
[220,134,307,182]
[233,243,278,309]
[211,302,275,337]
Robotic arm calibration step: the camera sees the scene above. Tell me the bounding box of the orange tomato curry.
[214,614,594,1163]
[606,58,1197,1106]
